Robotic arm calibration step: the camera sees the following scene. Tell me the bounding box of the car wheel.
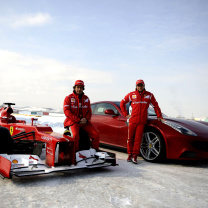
[140,130,166,162]
[0,126,13,154]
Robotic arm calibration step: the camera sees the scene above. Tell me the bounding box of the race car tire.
[79,129,91,151]
[0,126,13,154]
[140,128,166,162]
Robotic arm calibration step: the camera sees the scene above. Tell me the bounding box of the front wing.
[0,150,116,179]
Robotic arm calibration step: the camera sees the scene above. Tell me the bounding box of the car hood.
[163,117,208,137]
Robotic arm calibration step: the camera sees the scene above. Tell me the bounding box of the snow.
[110,196,132,207]
[14,113,65,134]
[1,151,208,208]
[14,106,63,113]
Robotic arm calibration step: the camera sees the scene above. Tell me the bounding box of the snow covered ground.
[0,150,208,208]
[1,114,208,208]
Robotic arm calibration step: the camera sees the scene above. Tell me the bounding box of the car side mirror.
[105,109,116,115]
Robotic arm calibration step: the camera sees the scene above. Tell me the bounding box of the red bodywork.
[0,156,11,178]
[0,109,75,167]
[91,101,208,160]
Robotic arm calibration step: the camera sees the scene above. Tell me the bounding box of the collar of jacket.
[135,89,145,96]
[72,91,84,99]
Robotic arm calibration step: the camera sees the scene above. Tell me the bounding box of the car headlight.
[162,120,197,136]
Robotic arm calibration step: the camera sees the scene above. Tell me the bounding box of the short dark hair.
[135,88,146,91]
[73,86,85,90]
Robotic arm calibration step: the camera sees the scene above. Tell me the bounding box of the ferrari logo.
[10,126,14,135]
[132,95,137,99]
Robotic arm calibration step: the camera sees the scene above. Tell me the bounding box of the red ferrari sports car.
[91,101,208,162]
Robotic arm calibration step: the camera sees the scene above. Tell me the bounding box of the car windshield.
[115,102,129,113]
[115,102,165,117]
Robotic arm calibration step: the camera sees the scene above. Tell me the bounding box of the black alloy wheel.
[140,130,166,162]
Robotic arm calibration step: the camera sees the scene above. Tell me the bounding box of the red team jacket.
[63,92,92,127]
[120,90,163,124]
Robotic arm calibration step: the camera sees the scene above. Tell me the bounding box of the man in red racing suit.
[63,80,99,152]
[120,79,164,164]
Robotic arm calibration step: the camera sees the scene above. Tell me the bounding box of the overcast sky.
[0,0,208,118]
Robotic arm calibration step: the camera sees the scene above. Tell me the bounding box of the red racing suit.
[63,92,99,151]
[120,90,163,155]
[63,92,92,127]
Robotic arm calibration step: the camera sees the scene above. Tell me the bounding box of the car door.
[113,102,129,148]
[91,103,120,145]
[118,116,128,148]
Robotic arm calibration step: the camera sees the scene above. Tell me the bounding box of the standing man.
[63,80,99,152]
[120,79,164,164]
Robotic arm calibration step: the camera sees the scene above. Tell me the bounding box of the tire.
[0,126,13,154]
[140,129,166,162]
[79,128,91,151]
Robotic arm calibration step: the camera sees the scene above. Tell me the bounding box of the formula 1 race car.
[0,103,116,179]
